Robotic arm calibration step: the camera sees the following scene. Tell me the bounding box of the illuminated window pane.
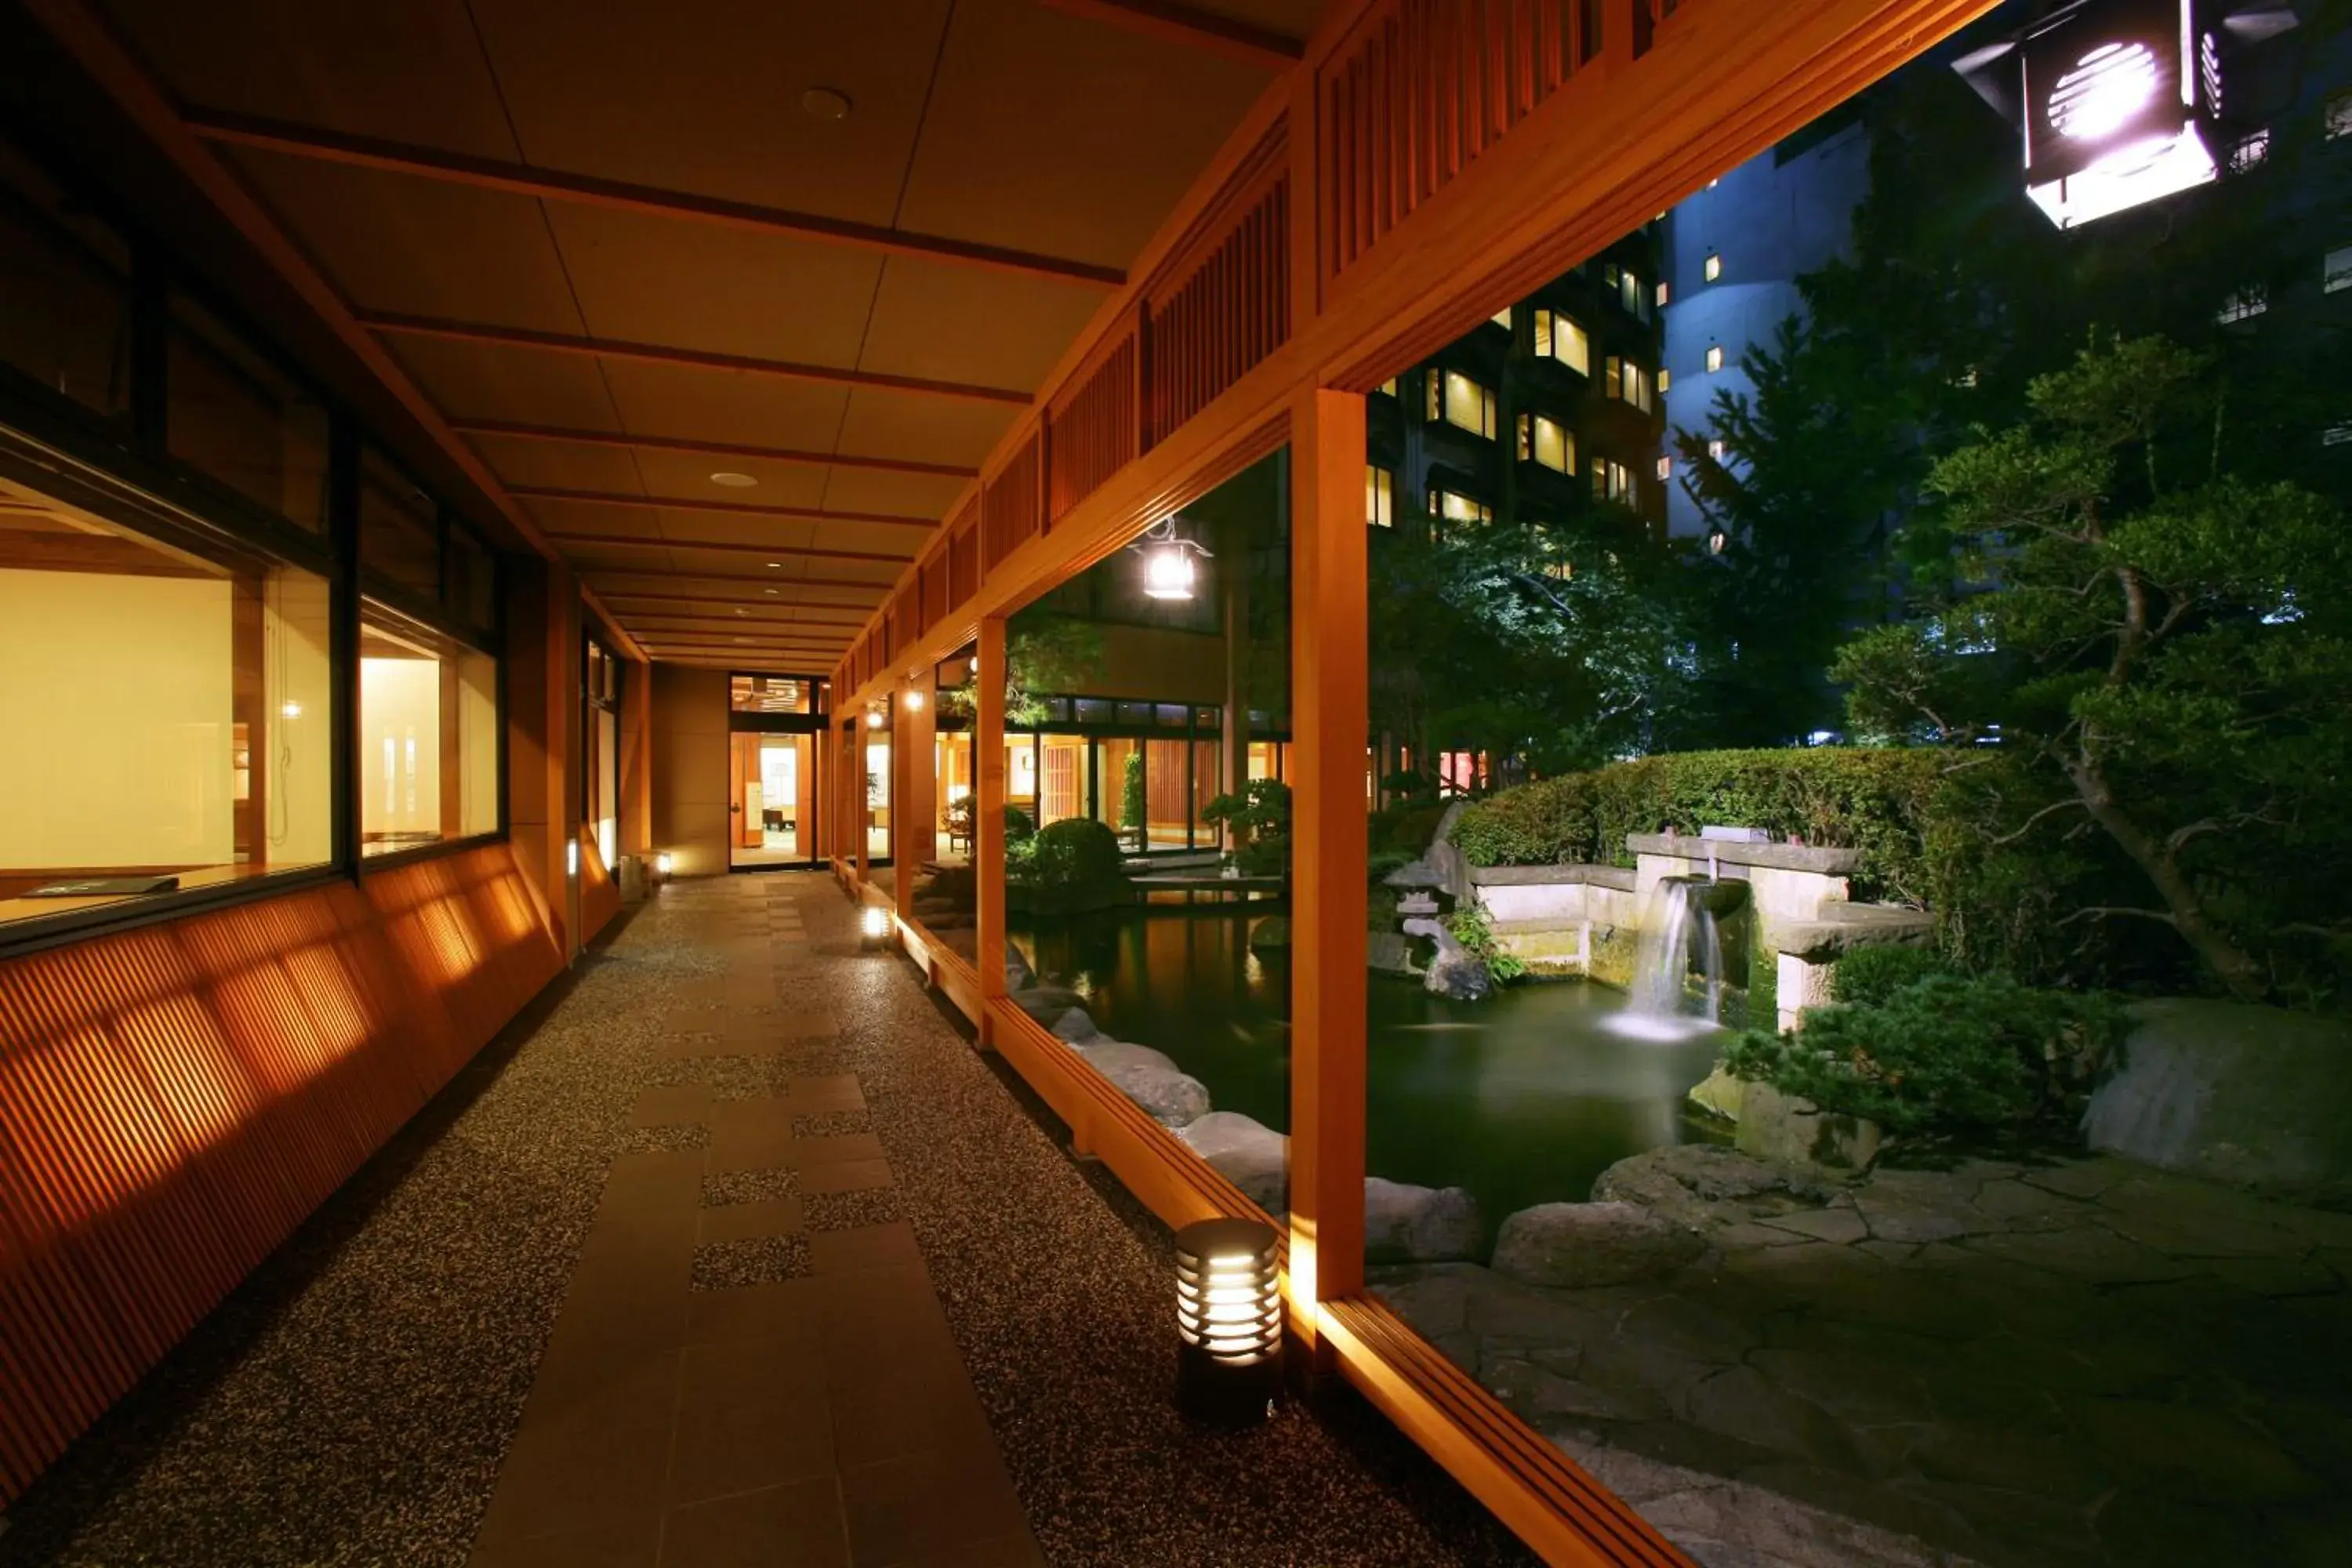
[1618,267,1641,314]
[1656,456,1672,481]
[1705,344,1726,372]
[1530,416,1570,474]
[1704,253,1722,282]
[2217,285,2268,322]
[1658,367,1671,393]
[1490,307,1513,331]
[1708,438,1726,460]
[2230,129,2270,171]
[168,296,331,534]
[1656,280,1671,308]
[1366,464,1395,527]
[1534,309,1591,376]
[1375,377,1399,397]
[1442,371,1497,437]
[2328,92,2352,139]
[361,601,501,855]
[1436,490,1492,525]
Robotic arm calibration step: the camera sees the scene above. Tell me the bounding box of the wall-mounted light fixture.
[1173,1216,1282,1422]
[866,708,886,729]
[903,689,926,713]
[566,840,579,877]
[1954,2,2295,229]
[859,903,891,948]
[1128,517,1212,602]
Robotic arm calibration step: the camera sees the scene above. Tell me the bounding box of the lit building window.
[1591,459,1634,503]
[2329,92,2352,140]
[1708,438,1726,460]
[1516,412,1573,474]
[1705,345,1725,372]
[2217,285,2268,323]
[1603,356,1654,413]
[1657,368,1671,393]
[1532,309,1590,375]
[1704,252,1722,282]
[1366,464,1395,527]
[1490,307,1514,331]
[1432,489,1493,526]
[1438,370,1497,437]
[2325,246,2352,294]
[1622,268,1642,316]
[2230,129,2270,171]
[1656,456,1672,481]
[1375,377,1399,397]
[1656,280,1671,308]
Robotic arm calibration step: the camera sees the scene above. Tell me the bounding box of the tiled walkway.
[467,884,1038,1567]
[0,871,1531,1566]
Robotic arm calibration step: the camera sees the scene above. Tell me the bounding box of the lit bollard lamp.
[1174,1216,1282,1422]
[858,902,893,950]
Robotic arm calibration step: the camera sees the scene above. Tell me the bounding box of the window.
[2328,92,2352,140]
[1608,263,1643,316]
[0,142,132,426]
[1657,367,1671,394]
[0,450,334,928]
[1431,488,1493,527]
[1490,307,1513,331]
[1705,344,1726,372]
[1591,459,1634,504]
[1656,456,1673,481]
[167,296,330,534]
[1375,377,1399,397]
[1656,280,1671,309]
[1704,252,1722,282]
[2230,129,2270,171]
[584,637,619,871]
[1604,355,1654,412]
[2217,285,2268,323]
[1708,438,1727,461]
[1516,412,1573,474]
[1366,464,1395,527]
[359,446,441,598]
[2325,246,2351,294]
[360,601,499,856]
[1438,370,1497,437]
[1532,309,1590,375]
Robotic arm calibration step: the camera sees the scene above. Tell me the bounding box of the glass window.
[1116,700,1154,726]
[585,637,620,871]
[2217,285,2269,322]
[1440,370,1497,437]
[2325,246,2350,294]
[448,520,497,632]
[2328,91,2352,139]
[1704,252,1722,282]
[1367,463,1394,526]
[0,457,332,927]
[1073,697,1113,724]
[729,673,813,713]
[1489,307,1513,331]
[0,143,132,426]
[1519,412,1573,474]
[1434,488,1493,525]
[1534,308,1591,375]
[359,601,499,855]
[1705,344,1726,372]
[167,296,330,532]
[2230,129,2270,171]
[1606,355,1656,411]
[359,446,440,598]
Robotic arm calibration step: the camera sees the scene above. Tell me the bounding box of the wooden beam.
[514,487,935,529]
[183,107,1124,289]
[1287,386,1368,1345]
[575,565,891,593]
[541,532,914,566]
[598,591,871,620]
[358,313,1033,406]
[1039,0,1303,71]
[446,419,978,480]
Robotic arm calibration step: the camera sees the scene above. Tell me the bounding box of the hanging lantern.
[1143,543,1197,601]
[1173,1216,1282,1422]
[1953,2,2293,229]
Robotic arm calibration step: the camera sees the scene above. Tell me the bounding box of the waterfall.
[1621,877,1722,1038]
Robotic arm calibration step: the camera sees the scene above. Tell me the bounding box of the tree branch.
[1990,797,2089,847]
[2058,906,2179,927]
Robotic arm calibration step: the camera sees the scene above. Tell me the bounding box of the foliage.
[1831,945,1952,1007]
[1369,801,1450,858]
[1120,750,1148,846]
[1002,804,1038,873]
[1000,615,1105,728]
[1203,779,1292,877]
[1724,974,2128,1138]
[1833,335,2352,1004]
[1450,747,1944,902]
[1366,848,1416,886]
[1381,768,1437,800]
[1443,902,1526,984]
[1021,817,1126,890]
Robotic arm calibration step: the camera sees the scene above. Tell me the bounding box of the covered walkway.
[0,873,1527,1568]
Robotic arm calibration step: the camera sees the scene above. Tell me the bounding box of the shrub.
[1025,817,1124,889]
[1443,903,1526,984]
[1366,848,1415,886]
[1723,974,2127,1138]
[1831,945,1952,1006]
[1374,801,1451,857]
[1449,774,1597,867]
[1004,804,1037,843]
[1203,779,1292,877]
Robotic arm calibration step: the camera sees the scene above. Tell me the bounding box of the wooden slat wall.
[980,429,1043,572]
[1143,159,1290,446]
[580,833,621,942]
[947,504,980,608]
[1045,326,1139,523]
[1319,0,1602,287]
[0,844,563,1505]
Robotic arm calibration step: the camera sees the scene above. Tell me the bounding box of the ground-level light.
[1174,1216,1282,1422]
[859,903,891,947]
[655,851,674,879]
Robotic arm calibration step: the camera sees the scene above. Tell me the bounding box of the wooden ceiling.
[88,0,1323,668]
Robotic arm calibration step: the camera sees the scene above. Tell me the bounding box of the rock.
[1763,902,1935,962]
[2083,998,2352,1206]
[1007,985,1085,1025]
[1403,916,1491,1000]
[1364,1177,1483,1262]
[1367,930,1419,976]
[1593,1145,1835,1223]
[1177,1111,1288,1212]
[1383,800,1474,901]
[1073,1040,1210,1127]
[1049,1007,1101,1044]
[1247,914,1290,953]
[1004,948,1035,990]
[1688,1065,1748,1123]
[1490,1201,1705,1288]
[1735,1082,1882,1172]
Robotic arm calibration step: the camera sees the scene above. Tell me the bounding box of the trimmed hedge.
[1450,748,1944,905]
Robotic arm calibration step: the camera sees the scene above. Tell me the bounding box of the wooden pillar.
[976,615,1007,1037]
[1287,386,1369,1349]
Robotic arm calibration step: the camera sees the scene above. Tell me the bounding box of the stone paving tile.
[789,1109,871,1138]
[697,1196,802,1245]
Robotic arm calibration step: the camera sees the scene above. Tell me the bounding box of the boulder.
[1592,1145,1835,1229]
[1735,1082,1882,1172]
[1073,1040,1210,1127]
[1365,1177,1483,1262]
[1049,1007,1102,1044]
[1005,948,1035,991]
[2085,998,2352,1206]
[1367,931,1420,977]
[1686,1065,1748,1123]
[1403,916,1492,1001]
[1490,1201,1705,1288]
[1382,800,1474,901]
[1178,1111,1288,1212]
[1008,985,1085,1025]
[1247,915,1291,953]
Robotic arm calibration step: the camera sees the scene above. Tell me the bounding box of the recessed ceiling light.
[735,637,750,644]
[767,561,783,568]
[764,588,778,595]
[735,608,746,615]
[710,471,757,488]
[801,87,851,121]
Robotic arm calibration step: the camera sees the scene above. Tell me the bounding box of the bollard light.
[1173,1216,1282,1422]
[655,851,674,879]
[860,904,891,948]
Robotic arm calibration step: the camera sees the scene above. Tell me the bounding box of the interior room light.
[279,700,303,719]
[655,851,674,878]
[1174,1217,1282,1422]
[566,840,579,877]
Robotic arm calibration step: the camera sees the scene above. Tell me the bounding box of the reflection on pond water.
[1014,908,1729,1227]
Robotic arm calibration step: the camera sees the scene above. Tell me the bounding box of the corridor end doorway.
[727,673,826,873]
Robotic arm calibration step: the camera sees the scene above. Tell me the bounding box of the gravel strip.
[791,1109,873,1138]
[690,1235,812,1291]
[803,1188,903,1232]
[620,1123,711,1154]
[701,1168,801,1208]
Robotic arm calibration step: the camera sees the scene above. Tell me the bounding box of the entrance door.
[728,732,815,869]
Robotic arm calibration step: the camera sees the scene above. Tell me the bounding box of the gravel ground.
[0,872,1538,1568]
